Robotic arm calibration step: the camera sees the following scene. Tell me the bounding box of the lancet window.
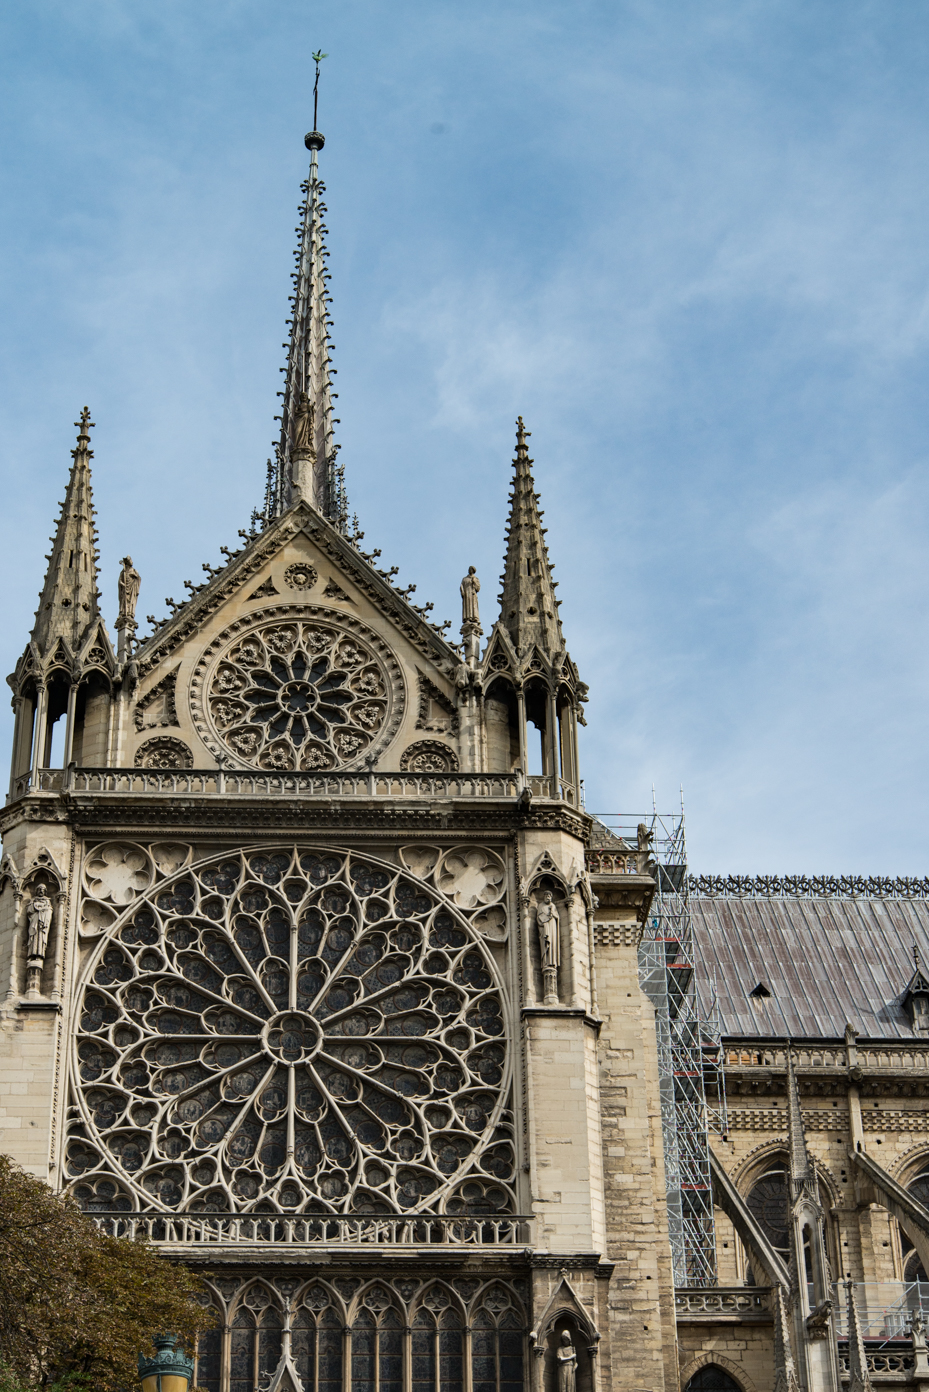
[191,1278,526,1392]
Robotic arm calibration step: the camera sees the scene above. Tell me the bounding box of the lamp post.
[138,1334,194,1392]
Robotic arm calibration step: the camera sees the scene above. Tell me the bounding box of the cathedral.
[2,117,929,1392]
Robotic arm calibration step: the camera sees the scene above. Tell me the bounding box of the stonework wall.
[595,921,679,1392]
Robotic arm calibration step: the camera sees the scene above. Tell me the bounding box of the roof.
[691,893,929,1041]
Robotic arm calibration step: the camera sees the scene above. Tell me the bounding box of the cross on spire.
[266,80,347,530]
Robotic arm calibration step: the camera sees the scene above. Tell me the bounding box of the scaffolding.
[593,808,727,1287]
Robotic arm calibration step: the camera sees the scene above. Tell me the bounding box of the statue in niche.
[26,883,53,962]
[555,1332,577,1392]
[293,392,315,454]
[535,891,560,1005]
[118,557,141,623]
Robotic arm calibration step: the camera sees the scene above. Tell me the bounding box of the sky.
[1,0,929,872]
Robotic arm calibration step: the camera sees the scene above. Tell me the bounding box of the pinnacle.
[30,412,103,658]
[496,417,565,659]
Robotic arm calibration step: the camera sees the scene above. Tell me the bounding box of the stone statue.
[636,822,654,874]
[293,392,315,454]
[460,566,482,665]
[460,567,481,626]
[536,892,560,1005]
[27,883,53,962]
[555,1332,577,1392]
[118,556,141,622]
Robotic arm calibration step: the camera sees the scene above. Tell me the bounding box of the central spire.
[269,123,347,528]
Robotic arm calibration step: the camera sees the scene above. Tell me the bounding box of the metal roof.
[691,894,929,1041]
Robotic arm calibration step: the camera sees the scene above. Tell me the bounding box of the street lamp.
[138,1334,194,1392]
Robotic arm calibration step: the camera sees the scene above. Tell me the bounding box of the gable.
[125,509,460,775]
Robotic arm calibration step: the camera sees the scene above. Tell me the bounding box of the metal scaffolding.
[593,808,727,1287]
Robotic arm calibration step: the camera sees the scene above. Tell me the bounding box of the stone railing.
[691,874,929,900]
[586,849,641,875]
[9,767,586,807]
[17,767,524,800]
[89,1211,530,1248]
[674,1287,769,1316]
[723,1045,929,1072]
[526,775,579,805]
[837,1348,915,1375]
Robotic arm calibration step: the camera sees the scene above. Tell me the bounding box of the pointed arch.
[679,1353,756,1392]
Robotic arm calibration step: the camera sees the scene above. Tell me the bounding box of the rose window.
[191,613,403,772]
[68,846,514,1215]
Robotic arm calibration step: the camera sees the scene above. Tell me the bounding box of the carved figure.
[536,892,560,1005]
[636,822,654,874]
[26,883,53,961]
[460,567,481,626]
[118,556,141,622]
[555,1332,577,1392]
[293,392,315,453]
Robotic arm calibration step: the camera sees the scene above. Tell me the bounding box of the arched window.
[472,1287,524,1392]
[746,1166,790,1260]
[193,1320,222,1392]
[412,1301,464,1392]
[684,1366,744,1392]
[230,1289,283,1392]
[352,1294,403,1392]
[292,1284,344,1392]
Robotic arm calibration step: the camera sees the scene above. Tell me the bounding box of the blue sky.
[2,1,929,872]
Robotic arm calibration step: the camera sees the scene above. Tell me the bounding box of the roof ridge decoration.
[134,505,457,681]
[690,873,929,900]
[497,417,565,660]
[29,409,104,660]
[266,119,347,530]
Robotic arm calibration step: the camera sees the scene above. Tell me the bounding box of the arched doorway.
[684,1366,744,1392]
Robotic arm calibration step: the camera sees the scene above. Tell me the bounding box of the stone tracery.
[68,845,514,1216]
[191,610,404,772]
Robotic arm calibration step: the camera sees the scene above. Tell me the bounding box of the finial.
[73,408,95,452]
[305,49,329,146]
[515,416,531,454]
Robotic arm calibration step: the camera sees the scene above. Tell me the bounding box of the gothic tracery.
[191,610,404,772]
[68,845,514,1216]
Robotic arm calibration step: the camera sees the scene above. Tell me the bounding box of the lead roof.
[691,894,929,1041]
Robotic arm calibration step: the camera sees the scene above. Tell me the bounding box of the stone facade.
[2,123,928,1392]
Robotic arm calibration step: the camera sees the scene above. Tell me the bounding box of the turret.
[478,419,587,801]
[7,412,116,794]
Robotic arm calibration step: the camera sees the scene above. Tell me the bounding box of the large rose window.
[190,610,404,772]
[68,847,514,1216]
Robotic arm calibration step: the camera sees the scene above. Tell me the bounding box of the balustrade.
[89,1211,529,1248]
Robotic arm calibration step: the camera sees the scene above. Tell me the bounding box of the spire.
[786,1049,817,1203]
[31,409,102,657]
[497,418,564,658]
[269,119,347,529]
[845,1281,873,1392]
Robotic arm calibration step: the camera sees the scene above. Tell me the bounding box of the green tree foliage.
[0,1154,213,1391]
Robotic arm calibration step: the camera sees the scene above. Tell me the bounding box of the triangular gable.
[530,1271,599,1345]
[134,503,457,684]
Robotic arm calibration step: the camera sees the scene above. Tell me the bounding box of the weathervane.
[312,49,328,132]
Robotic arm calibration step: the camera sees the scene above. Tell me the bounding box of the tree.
[0,1154,214,1391]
